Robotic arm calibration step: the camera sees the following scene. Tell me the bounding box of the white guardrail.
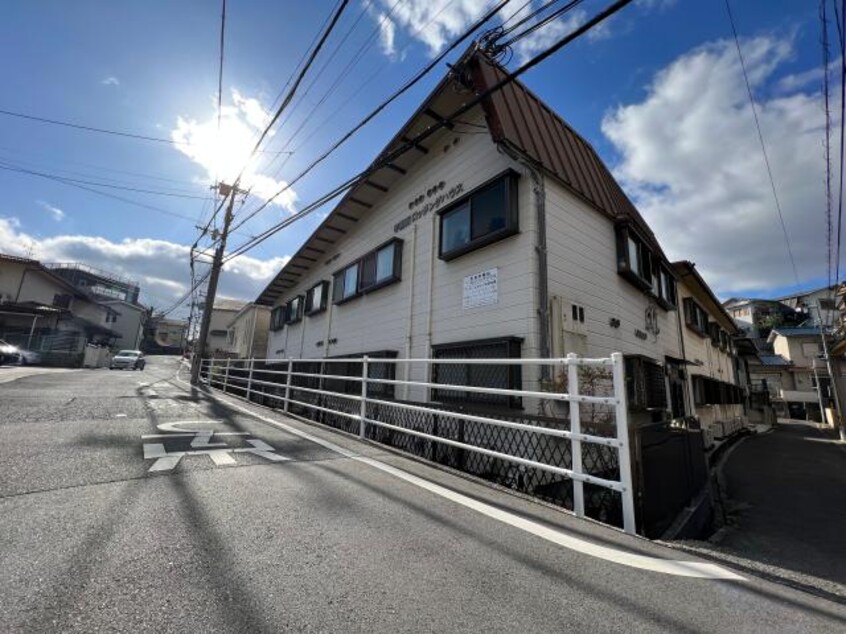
[199,353,637,534]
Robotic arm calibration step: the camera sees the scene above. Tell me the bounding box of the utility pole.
[813,300,846,441]
[190,183,240,385]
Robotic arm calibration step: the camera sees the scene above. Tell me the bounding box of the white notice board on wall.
[463,268,498,309]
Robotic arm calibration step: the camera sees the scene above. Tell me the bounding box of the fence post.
[207,358,215,386]
[611,352,637,535]
[359,355,369,439]
[567,353,585,519]
[246,358,255,401]
[223,358,231,393]
[283,358,293,413]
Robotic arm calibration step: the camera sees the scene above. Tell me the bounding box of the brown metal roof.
[471,53,666,258]
[256,49,671,306]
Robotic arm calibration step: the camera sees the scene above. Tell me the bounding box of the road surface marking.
[141,418,290,472]
[115,414,127,418]
[187,380,744,581]
[141,432,250,439]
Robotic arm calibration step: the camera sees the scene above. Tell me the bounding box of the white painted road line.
[180,377,744,581]
[141,432,250,440]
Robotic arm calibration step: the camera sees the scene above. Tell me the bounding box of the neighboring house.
[764,327,843,421]
[723,297,800,339]
[674,261,744,437]
[141,315,187,354]
[48,262,141,304]
[227,303,270,359]
[101,299,146,350]
[207,299,247,356]
[0,253,120,365]
[777,285,839,329]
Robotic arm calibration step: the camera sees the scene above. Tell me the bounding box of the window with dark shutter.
[431,337,522,409]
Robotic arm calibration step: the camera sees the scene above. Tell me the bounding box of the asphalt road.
[1,356,845,633]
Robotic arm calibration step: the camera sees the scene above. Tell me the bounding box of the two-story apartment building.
[247,50,747,536]
[256,51,687,424]
[674,261,743,438]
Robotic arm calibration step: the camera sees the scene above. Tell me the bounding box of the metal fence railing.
[198,353,637,534]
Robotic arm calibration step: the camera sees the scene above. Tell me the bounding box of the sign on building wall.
[463,268,498,310]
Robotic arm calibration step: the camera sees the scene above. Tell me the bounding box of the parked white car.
[109,350,146,371]
[0,339,42,366]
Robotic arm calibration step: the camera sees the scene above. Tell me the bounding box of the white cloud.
[171,89,298,214]
[101,76,120,86]
[601,35,835,295]
[37,200,65,221]
[377,12,398,58]
[369,0,498,57]
[0,217,289,312]
[512,8,588,63]
[367,0,620,60]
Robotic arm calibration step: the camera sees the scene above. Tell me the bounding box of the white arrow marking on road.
[192,383,744,581]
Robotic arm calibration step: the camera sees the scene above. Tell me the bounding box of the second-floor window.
[684,298,709,336]
[270,306,285,331]
[305,281,329,315]
[285,295,304,324]
[438,171,519,261]
[333,239,403,304]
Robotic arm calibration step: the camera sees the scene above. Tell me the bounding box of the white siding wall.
[267,115,539,401]
[544,180,682,358]
[677,284,742,425]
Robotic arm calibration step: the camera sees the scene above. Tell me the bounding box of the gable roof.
[672,261,739,333]
[255,48,671,306]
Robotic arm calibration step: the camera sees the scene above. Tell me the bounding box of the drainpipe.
[500,146,551,384]
[404,224,418,399]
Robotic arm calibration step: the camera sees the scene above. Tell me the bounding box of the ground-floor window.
[430,337,522,409]
[624,355,667,411]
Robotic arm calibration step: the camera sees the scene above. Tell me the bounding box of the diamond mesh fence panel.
[220,358,624,529]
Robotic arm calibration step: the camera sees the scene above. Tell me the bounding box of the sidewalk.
[676,419,846,601]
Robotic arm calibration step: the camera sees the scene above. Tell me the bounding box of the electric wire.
[0,107,289,155]
[724,0,800,286]
[224,0,636,263]
[0,162,209,200]
[833,0,846,284]
[226,0,513,237]
[203,0,351,231]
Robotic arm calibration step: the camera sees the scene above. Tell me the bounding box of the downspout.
[405,224,418,399]
[499,145,551,384]
[676,270,696,416]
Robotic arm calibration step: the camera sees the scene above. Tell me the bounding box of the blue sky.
[0,0,832,314]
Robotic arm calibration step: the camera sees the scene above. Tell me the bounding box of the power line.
[0,162,208,200]
[224,0,637,262]
[822,0,834,290]
[724,0,800,286]
[198,0,351,239]
[0,150,206,195]
[833,0,846,283]
[227,0,512,237]
[0,107,291,155]
[499,0,587,50]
